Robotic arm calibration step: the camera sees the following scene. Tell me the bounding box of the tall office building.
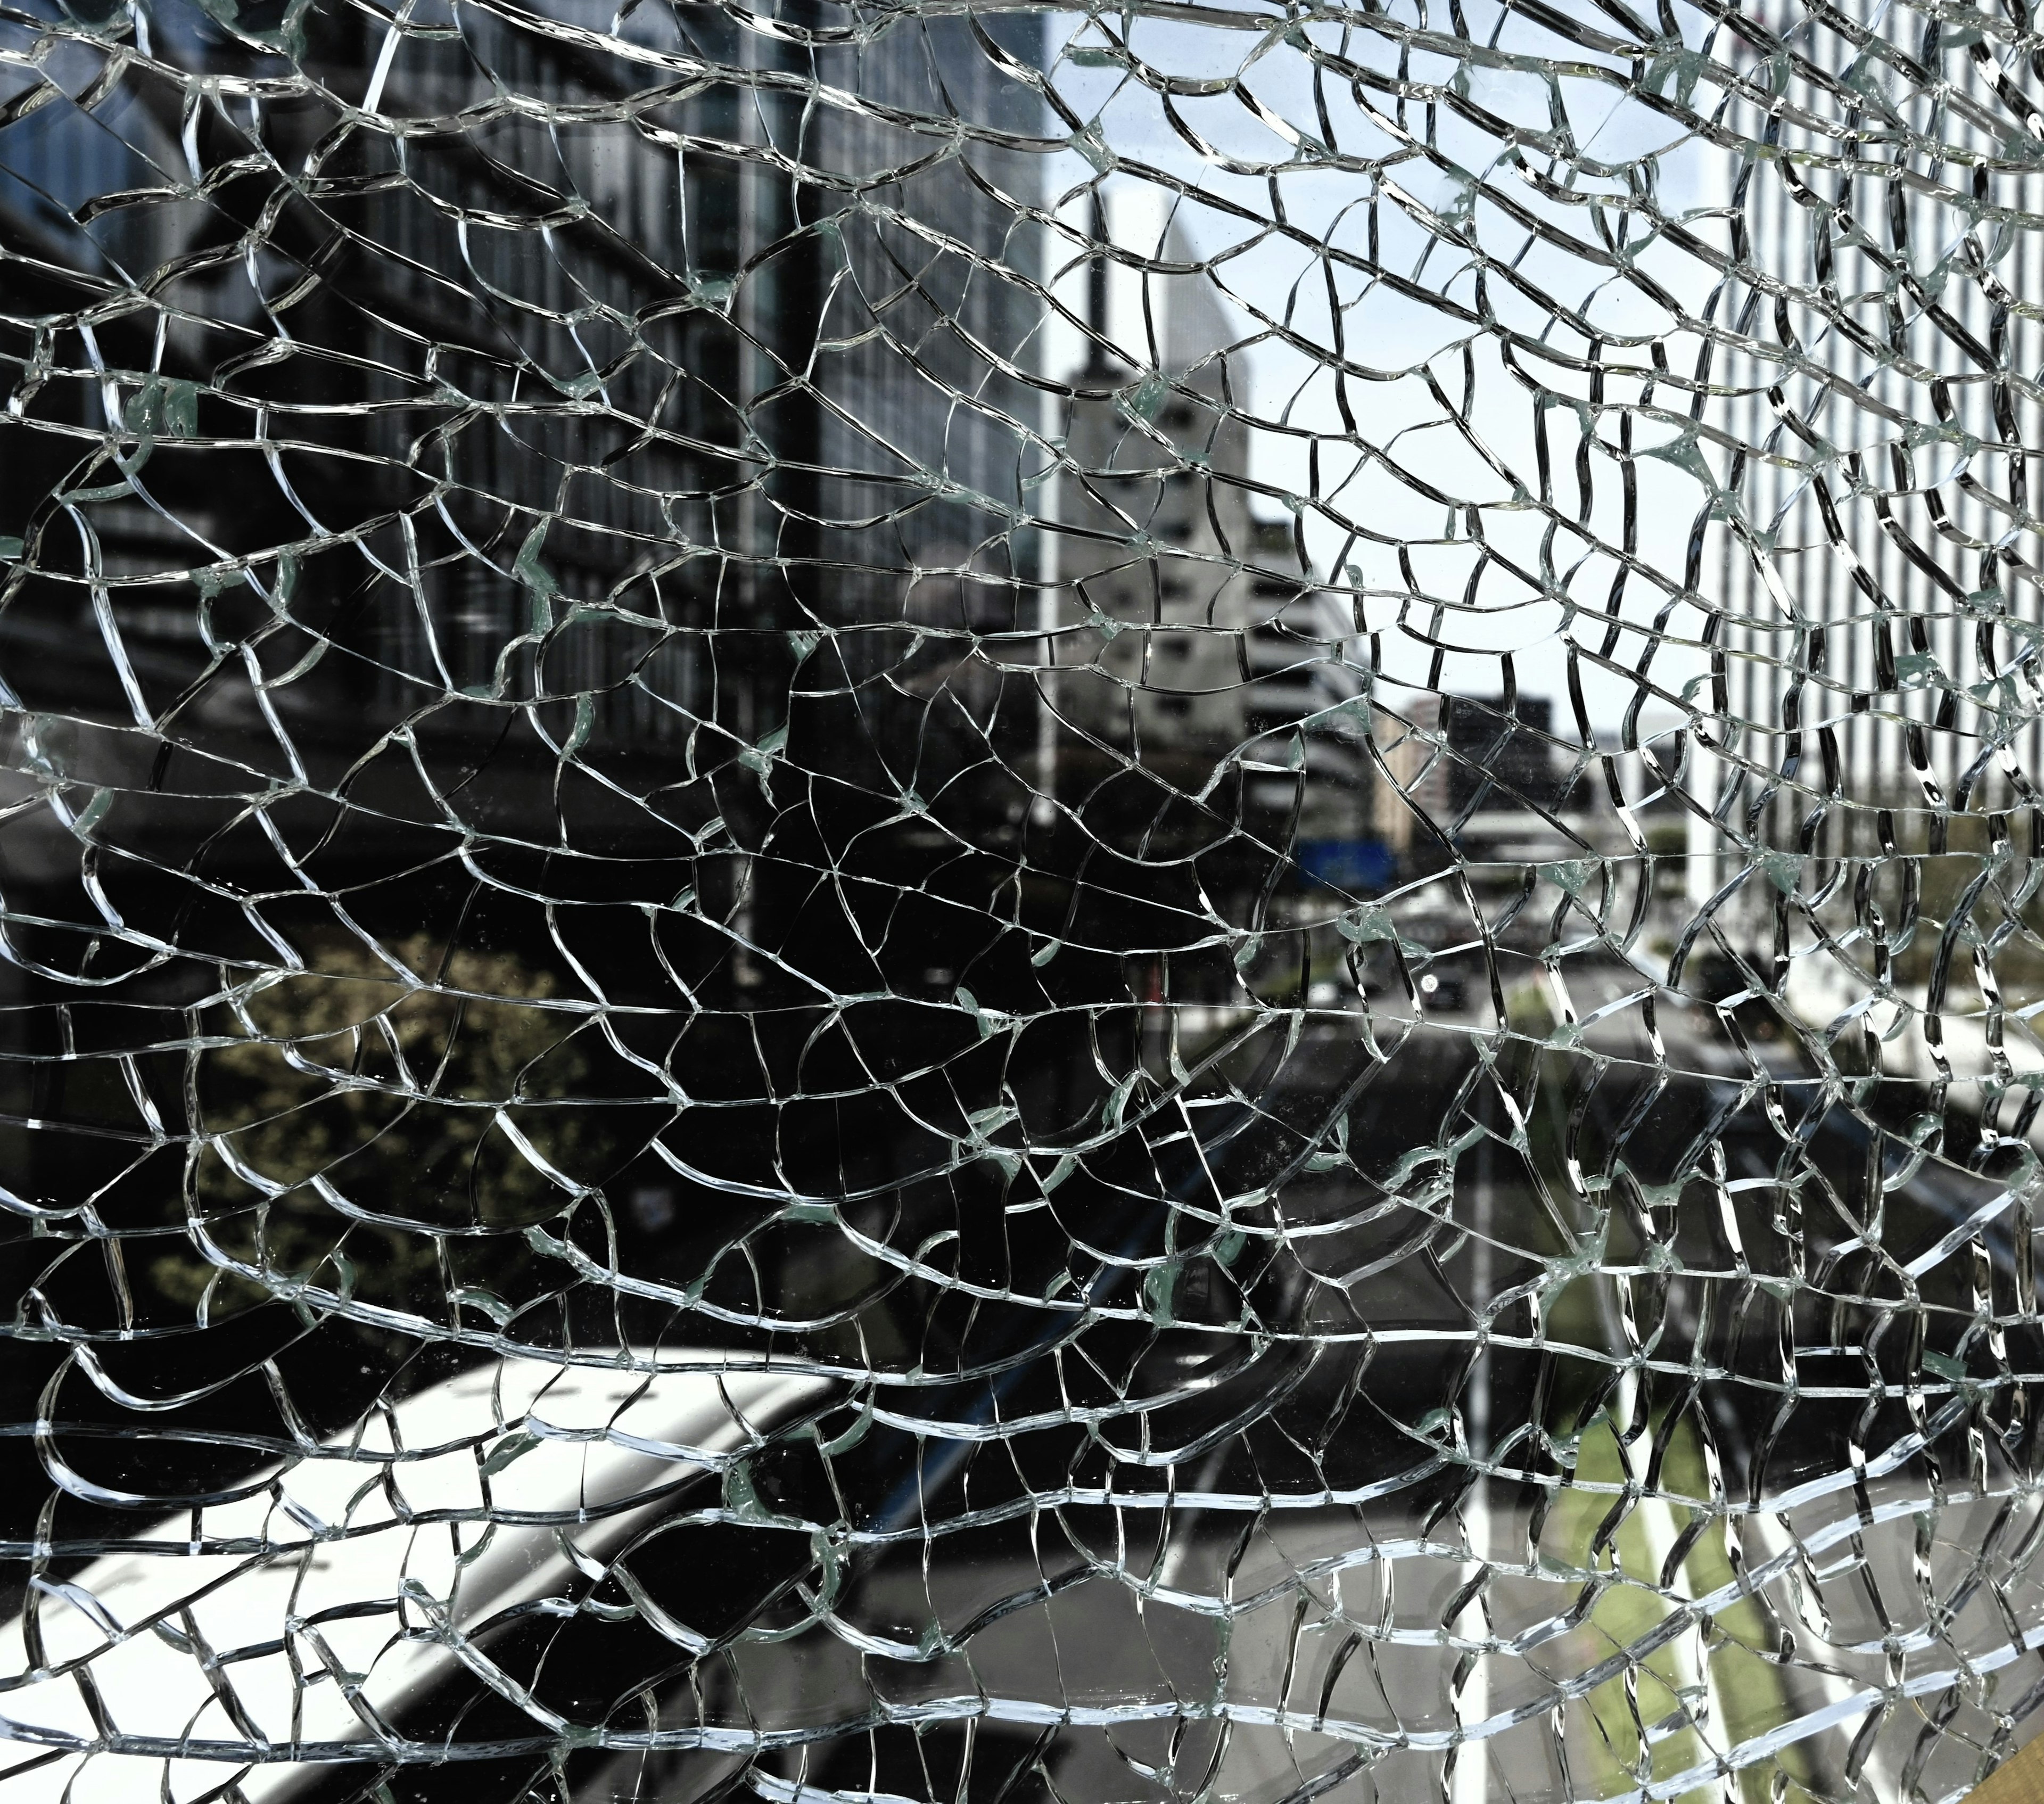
[1699,32,2044,906]
[1046,209,1258,771]
[0,1,1046,757]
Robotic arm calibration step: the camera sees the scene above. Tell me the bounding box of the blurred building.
[1700,53,2044,898]
[0,0,1048,763]
[1441,695,1580,821]
[1045,209,1257,773]
[1241,516,1376,873]
[1042,207,1377,884]
[1369,690,1445,858]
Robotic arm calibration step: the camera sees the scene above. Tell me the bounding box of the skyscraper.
[1698,38,2044,911]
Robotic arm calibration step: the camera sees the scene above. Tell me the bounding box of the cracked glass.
[0,0,2040,1798]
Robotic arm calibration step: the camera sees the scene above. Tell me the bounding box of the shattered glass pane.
[1,0,2042,1795]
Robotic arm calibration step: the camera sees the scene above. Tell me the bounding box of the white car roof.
[0,1352,833,1803]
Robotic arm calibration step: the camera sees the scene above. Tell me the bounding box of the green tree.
[155,935,591,1327]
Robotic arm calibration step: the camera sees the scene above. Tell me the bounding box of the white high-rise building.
[1695,35,2044,908]
[1042,199,1371,853]
[1044,205,1259,771]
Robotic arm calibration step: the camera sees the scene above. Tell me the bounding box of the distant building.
[1241,517,1373,852]
[1369,690,1447,858]
[1042,207,1375,881]
[1441,695,1580,820]
[0,7,1048,761]
[1045,209,1259,775]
